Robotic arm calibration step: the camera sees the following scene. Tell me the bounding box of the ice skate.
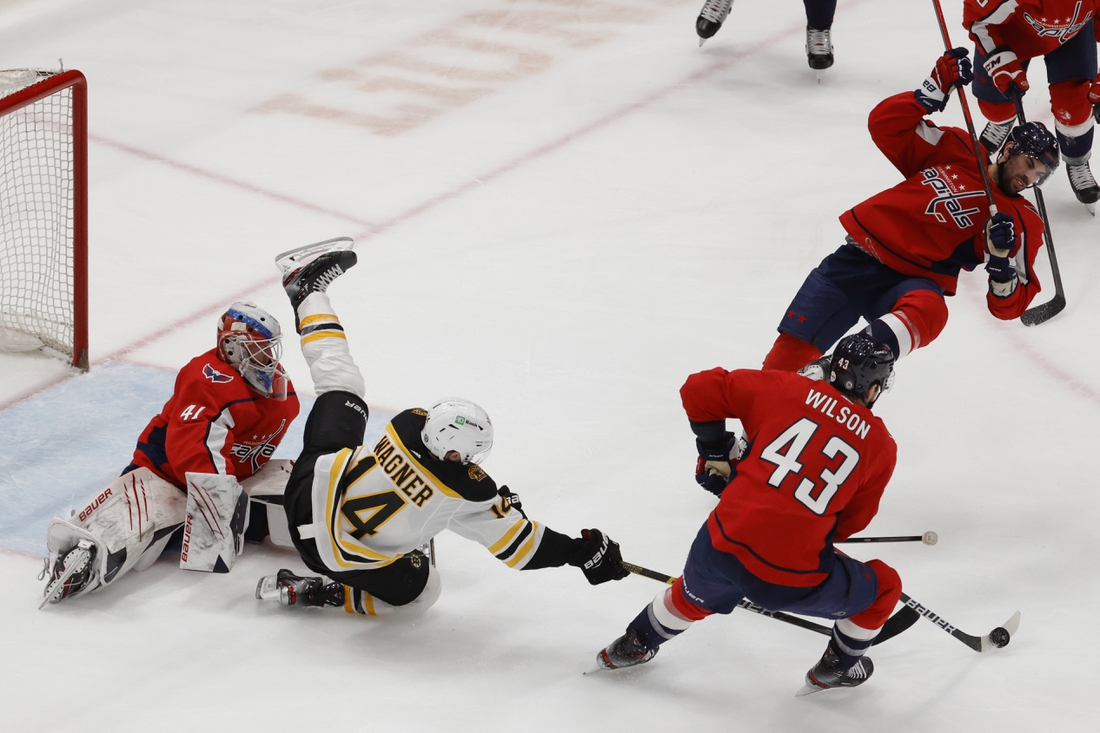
[40,539,96,608]
[256,569,345,608]
[806,27,833,70]
[979,120,1013,154]
[798,353,833,381]
[595,627,658,670]
[1067,161,1099,213]
[277,237,357,302]
[275,237,357,329]
[696,0,732,46]
[797,646,874,696]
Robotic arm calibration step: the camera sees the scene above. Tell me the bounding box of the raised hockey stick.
[840,531,937,545]
[622,562,918,645]
[899,593,1020,652]
[930,0,998,217]
[1012,98,1069,326]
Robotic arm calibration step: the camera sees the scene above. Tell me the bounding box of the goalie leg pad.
[181,473,248,573]
[241,459,295,549]
[43,468,186,598]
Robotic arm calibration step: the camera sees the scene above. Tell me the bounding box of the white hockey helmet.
[216,302,287,400]
[421,398,494,464]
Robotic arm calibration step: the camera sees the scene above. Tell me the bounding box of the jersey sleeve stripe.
[487,518,528,554]
[504,522,542,568]
[495,521,533,561]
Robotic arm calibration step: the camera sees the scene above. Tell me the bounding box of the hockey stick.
[622,562,916,645]
[1012,99,1069,326]
[840,531,937,545]
[899,592,1020,652]
[930,0,998,217]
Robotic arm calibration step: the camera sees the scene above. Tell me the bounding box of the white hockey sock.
[297,292,366,398]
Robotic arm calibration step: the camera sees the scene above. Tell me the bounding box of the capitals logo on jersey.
[920,166,984,228]
[1023,2,1092,44]
[203,363,235,384]
[230,419,287,473]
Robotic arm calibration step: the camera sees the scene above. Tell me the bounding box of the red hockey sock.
[762,332,822,372]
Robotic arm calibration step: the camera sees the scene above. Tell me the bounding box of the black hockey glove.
[695,433,740,497]
[915,47,973,113]
[569,529,629,585]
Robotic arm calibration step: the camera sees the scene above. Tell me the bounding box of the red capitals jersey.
[965,0,1100,59]
[681,368,897,587]
[840,92,1045,320]
[130,349,300,488]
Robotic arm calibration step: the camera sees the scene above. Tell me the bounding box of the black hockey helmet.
[828,334,896,400]
[1006,121,1059,185]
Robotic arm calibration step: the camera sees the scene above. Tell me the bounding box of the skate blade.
[275,237,355,275]
[1086,201,1096,216]
[255,575,281,601]
[796,683,824,697]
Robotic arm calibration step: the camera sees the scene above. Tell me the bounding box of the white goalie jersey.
[299,408,547,573]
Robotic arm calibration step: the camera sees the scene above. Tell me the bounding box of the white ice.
[1,0,1098,730]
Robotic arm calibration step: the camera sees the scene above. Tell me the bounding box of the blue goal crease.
[0,362,392,557]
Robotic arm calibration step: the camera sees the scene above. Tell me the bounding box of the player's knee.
[670,578,714,621]
[892,289,948,350]
[762,332,822,372]
[977,98,1015,125]
[1050,79,1094,129]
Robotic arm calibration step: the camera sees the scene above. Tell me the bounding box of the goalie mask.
[421,398,494,465]
[217,302,287,400]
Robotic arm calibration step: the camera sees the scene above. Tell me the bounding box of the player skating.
[255,238,629,617]
[762,49,1057,374]
[964,0,1100,208]
[595,335,901,695]
[696,0,837,69]
[41,303,300,606]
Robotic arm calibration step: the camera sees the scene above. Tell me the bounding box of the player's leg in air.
[255,238,440,617]
[595,526,902,695]
[762,241,947,374]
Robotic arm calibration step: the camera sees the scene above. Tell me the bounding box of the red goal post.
[0,69,88,370]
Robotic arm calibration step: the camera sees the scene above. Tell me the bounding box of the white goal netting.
[0,68,85,367]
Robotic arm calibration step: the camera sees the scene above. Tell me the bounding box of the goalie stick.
[622,562,919,645]
[1012,98,1069,326]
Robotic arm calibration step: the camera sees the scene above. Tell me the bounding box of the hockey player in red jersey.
[41,302,300,606]
[596,335,901,695]
[762,48,1057,374]
[254,239,628,617]
[964,0,1100,205]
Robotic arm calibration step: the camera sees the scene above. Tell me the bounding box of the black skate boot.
[40,539,97,608]
[255,569,345,608]
[1067,161,1100,207]
[275,237,358,330]
[806,27,834,70]
[696,0,732,45]
[798,646,874,695]
[979,120,1013,155]
[595,627,658,670]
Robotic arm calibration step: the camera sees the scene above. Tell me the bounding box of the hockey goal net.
[0,69,87,370]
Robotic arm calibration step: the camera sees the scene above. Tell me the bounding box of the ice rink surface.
[2,0,1098,730]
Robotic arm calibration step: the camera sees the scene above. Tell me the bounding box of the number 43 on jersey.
[759,418,860,516]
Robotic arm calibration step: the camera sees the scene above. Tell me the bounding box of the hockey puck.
[922,531,938,546]
[989,627,1011,648]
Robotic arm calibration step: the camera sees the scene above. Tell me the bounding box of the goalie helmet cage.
[0,69,88,371]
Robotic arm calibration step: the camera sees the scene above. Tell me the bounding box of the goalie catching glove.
[569,529,629,585]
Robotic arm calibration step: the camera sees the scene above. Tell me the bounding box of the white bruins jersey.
[304,409,546,573]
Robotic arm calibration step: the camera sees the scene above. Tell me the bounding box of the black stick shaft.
[839,535,923,544]
[931,0,998,215]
